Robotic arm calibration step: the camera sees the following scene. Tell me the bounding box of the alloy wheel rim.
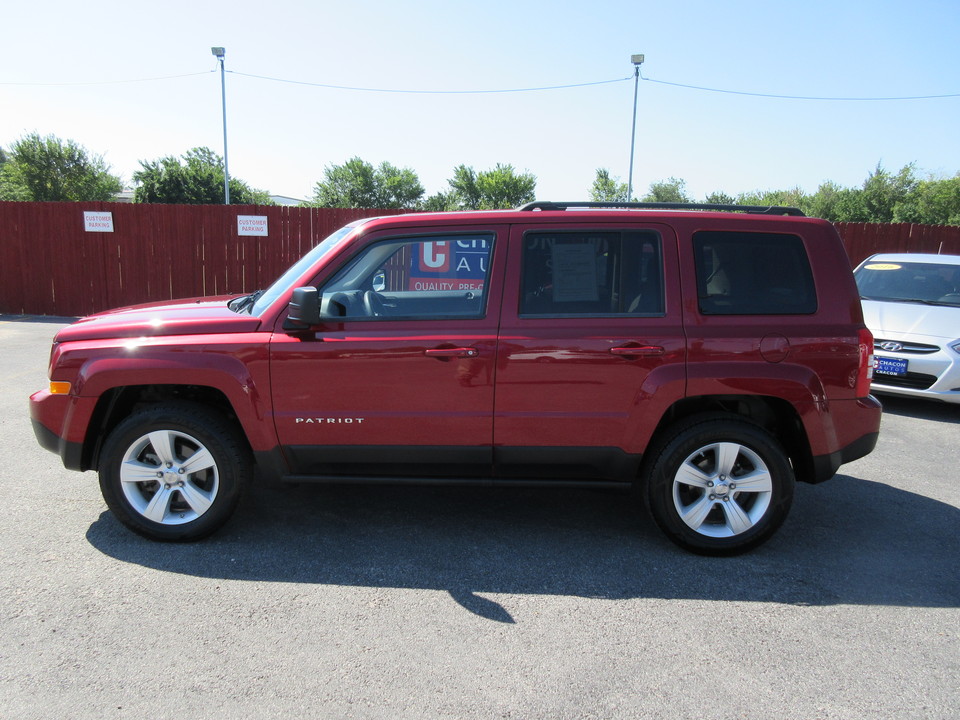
[118,430,220,525]
[671,441,773,538]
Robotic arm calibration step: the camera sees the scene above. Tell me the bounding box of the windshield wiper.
[861,295,948,306]
[229,289,264,314]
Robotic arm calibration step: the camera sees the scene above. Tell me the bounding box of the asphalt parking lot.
[1,315,957,719]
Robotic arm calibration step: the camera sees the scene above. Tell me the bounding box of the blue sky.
[3,0,958,203]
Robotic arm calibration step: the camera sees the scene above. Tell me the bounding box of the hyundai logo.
[879,341,904,352]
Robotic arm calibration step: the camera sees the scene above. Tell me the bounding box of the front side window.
[520,230,664,316]
[319,234,494,320]
[693,231,817,315]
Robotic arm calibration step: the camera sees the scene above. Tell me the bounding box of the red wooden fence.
[0,202,406,317]
[2,202,959,317]
[837,222,960,266]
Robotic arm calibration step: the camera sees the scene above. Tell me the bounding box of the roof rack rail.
[517,201,806,217]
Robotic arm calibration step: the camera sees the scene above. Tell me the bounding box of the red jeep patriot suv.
[30,202,881,554]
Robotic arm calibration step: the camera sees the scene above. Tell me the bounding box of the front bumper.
[29,390,87,470]
[872,344,960,404]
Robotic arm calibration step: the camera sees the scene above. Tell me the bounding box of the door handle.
[425,347,479,358]
[610,345,664,357]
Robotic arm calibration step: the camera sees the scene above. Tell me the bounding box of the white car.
[854,253,960,404]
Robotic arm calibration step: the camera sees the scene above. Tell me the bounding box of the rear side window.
[520,230,664,316]
[693,231,817,315]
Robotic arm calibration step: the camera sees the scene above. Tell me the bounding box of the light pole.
[627,53,644,202]
[211,46,230,204]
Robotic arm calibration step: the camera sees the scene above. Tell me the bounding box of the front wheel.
[646,418,794,555]
[98,403,251,541]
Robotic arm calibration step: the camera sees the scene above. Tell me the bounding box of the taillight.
[856,328,875,397]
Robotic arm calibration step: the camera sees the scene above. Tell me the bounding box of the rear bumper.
[810,429,880,483]
[807,394,883,483]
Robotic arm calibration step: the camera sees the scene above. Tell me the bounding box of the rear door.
[270,224,506,479]
[493,222,685,481]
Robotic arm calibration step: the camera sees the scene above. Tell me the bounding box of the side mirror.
[285,287,321,329]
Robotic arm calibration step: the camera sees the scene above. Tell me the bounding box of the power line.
[639,71,960,101]
[3,66,957,101]
[226,70,633,94]
[0,71,214,87]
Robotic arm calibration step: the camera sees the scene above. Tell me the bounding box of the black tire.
[646,417,794,555]
[98,403,251,541]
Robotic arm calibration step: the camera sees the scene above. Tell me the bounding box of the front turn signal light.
[49,382,71,395]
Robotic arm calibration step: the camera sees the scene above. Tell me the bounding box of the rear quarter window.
[693,231,817,315]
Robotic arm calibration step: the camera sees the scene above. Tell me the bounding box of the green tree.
[421,191,455,211]
[801,165,955,223]
[590,168,631,202]
[893,174,960,225]
[736,187,806,209]
[607,163,960,225]
[444,164,537,209]
[308,157,424,208]
[861,163,918,222]
[133,147,271,204]
[0,133,122,201]
[0,146,30,201]
[831,188,870,222]
[642,177,690,203]
[800,181,842,220]
[705,191,736,205]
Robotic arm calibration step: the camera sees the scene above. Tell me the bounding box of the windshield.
[855,260,960,306]
[249,225,355,316]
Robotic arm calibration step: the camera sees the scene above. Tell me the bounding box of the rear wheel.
[98,403,251,541]
[646,417,794,555]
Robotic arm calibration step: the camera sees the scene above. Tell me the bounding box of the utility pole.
[627,54,644,201]
[211,46,230,204]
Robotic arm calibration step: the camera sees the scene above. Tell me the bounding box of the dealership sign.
[409,239,488,291]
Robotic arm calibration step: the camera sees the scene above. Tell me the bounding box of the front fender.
[67,333,275,453]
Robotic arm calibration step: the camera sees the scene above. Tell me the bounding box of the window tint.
[693,231,817,315]
[320,234,493,320]
[520,231,664,316]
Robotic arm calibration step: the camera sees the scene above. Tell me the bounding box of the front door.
[270,226,505,479]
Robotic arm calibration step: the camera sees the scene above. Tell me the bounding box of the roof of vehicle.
[862,253,960,266]
[354,202,830,231]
